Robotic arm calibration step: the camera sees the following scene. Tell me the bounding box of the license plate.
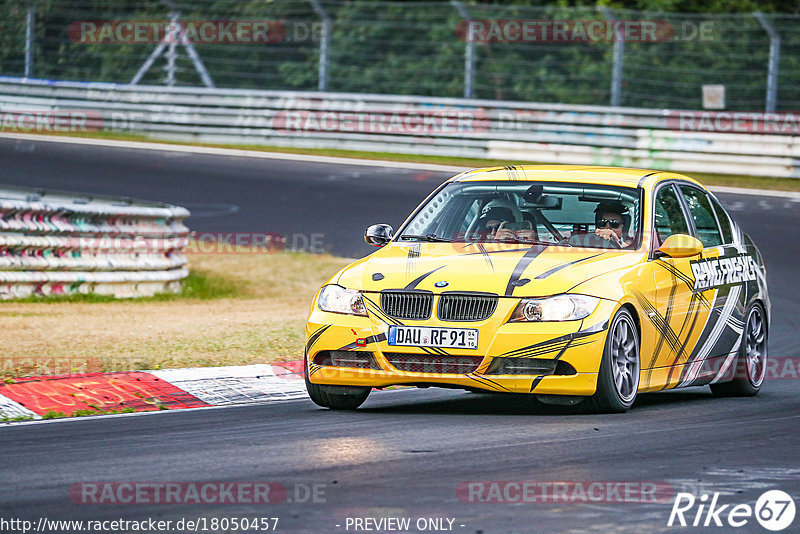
[387,325,478,349]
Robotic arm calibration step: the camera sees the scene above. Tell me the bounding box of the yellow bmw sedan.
[305,166,769,413]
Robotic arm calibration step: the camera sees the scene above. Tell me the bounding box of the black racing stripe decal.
[669,295,705,386]
[363,296,403,326]
[632,290,685,366]
[337,333,387,351]
[511,165,524,181]
[674,294,703,358]
[653,274,679,363]
[476,243,494,271]
[655,260,710,309]
[529,376,544,392]
[674,286,728,384]
[507,339,596,360]
[421,346,450,356]
[305,324,332,354]
[462,246,532,255]
[534,254,603,280]
[405,266,445,290]
[474,374,512,391]
[504,245,548,296]
[467,373,511,392]
[499,321,608,358]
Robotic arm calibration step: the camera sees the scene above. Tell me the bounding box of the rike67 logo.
[668,490,796,531]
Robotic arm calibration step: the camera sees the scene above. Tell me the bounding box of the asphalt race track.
[1,137,799,533]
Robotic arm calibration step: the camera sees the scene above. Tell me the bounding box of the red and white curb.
[0,361,306,420]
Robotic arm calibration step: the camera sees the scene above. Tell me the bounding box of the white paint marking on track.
[150,364,308,405]
[0,393,40,420]
[6,133,800,199]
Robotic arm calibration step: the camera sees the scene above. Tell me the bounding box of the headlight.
[509,294,600,322]
[317,285,367,316]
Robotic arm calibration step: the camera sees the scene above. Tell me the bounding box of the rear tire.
[305,354,371,410]
[584,308,640,413]
[710,303,766,397]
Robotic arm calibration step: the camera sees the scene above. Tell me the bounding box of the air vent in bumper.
[313,351,380,370]
[384,353,484,374]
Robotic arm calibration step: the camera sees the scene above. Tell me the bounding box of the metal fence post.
[754,12,780,112]
[452,1,475,99]
[599,6,623,107]
[308,0,331,91]
[24,1,35,78]
[165,15,178,87]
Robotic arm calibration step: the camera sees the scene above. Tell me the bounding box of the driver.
[478,206,536,242]
[594,202,631,248]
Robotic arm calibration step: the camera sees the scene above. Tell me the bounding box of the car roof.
[449,165,704,191]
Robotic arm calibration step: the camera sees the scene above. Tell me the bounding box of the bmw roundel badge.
[434,281,449,288]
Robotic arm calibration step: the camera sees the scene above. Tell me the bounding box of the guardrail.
[0,184,190,299]
[0,77,798,178]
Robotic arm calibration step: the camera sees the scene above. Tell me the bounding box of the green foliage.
[152,270,239,301]
[0,0,798,109]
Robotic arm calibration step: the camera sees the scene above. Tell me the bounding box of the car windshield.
[398,181,642,249]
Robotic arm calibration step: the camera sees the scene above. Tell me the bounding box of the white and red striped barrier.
[0,185,189,298]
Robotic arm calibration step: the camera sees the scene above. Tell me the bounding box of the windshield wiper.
[485,237,554,246]
[399,234,452,242]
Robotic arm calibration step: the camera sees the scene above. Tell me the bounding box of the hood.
[336,242,645,298]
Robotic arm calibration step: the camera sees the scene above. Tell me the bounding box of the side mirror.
[657,234,704,258]
[364,224,394,247]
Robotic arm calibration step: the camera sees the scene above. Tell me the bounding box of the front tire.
[305,354,371,410]
[585,308,640,413]
[710,303,766,397]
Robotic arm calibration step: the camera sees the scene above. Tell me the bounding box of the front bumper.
[305,295,615,396]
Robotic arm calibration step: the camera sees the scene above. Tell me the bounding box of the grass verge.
[0,251,350,379]
[9,130,800,192]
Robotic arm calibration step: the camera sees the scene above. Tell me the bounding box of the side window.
[679,185,723,247]
[654,185,689,245]
[708,195,734,244]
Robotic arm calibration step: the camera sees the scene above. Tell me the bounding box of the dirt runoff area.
[0,252,350,378]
